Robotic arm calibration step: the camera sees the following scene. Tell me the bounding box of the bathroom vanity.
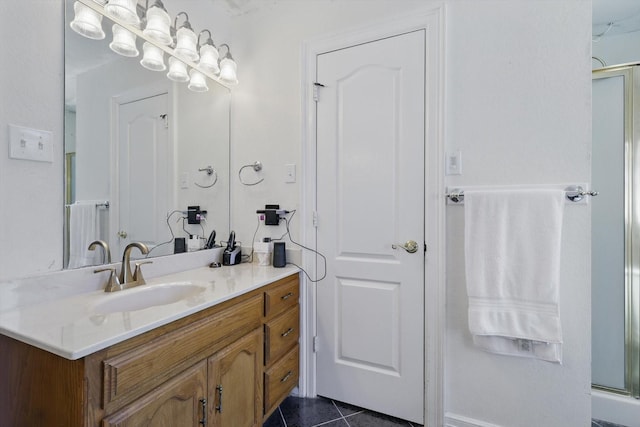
[0,264,299,427]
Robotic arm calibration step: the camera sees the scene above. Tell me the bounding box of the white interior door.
[316,31,425,423]
[116,93,169,258]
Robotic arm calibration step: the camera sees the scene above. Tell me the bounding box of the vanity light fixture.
[142,0,172,45]
[104,0,140,25]
[218,44,238,85]
[109,24,139,57]
[70,0,107,40]
[173,12,199,62]
[188,69,209,92]
[71,0,239,91]
[197,30,220,75]
[166,56,190,82]
[140,42,166,71]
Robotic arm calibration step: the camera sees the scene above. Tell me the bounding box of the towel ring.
[195,165,218,189]
[239,161,264,186]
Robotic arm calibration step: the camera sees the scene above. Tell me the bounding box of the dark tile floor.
[263,396,422,427]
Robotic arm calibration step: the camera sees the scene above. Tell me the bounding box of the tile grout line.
[331,399,349,426]
[278,406,288,427]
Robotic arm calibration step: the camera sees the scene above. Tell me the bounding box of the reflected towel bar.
[65,201,110,209]
[445,185,599,204]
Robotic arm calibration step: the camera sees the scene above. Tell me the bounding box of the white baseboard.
[444,413,503,427]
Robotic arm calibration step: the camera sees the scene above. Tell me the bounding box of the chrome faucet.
[93,242,152,292]
[119,242,151,285]
[88,240,111,264]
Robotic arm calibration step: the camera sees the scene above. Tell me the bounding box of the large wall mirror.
[64,0,230,269]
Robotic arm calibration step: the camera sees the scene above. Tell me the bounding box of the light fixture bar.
[76,0,231,87]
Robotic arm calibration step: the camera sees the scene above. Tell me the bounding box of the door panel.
[316,30,425,423]
[116,93,169,257]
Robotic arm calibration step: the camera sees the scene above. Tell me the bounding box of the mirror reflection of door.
[115,93,170,259]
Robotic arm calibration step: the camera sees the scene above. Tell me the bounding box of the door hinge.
[424,243,428,253]
[312,211,319,228]
[313,82,325,102]
[313,336,319,352]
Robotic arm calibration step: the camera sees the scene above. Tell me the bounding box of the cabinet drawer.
[264,275,299,318]
[264,305,299,366]
[102,294,262,411]
[264,345,299,416]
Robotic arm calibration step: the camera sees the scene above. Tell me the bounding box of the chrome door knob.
[392,240,419,253]
[117,230,128,239]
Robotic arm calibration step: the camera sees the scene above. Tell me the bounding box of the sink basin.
[92,282,205,314]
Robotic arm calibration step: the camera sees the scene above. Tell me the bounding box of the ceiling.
[593,0,640,38]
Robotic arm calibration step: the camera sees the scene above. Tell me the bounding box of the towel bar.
[445,185,598,204]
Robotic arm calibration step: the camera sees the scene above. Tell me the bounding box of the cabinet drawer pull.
[199,398,207,426]
[215,385,223,413]
[281,327,294,337]
[281,292,294,300]
[280,370,293,383]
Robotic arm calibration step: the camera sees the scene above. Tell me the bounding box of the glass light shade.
[198,44,220,75]
[174,27,199,62]
[219,57,238,85]
[70,1,105,40]
[140,42,166,71]
[167,57,190,82]
[109,24,139,57]
[188,69,209,92]
[105,0,140,25]
[143,6,172,45]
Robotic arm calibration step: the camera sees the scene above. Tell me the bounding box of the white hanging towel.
[67,202,99,269]
[464,189,565,363]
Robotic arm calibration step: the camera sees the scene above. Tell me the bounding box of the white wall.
[229,1,591,426]
[443,2,591,425]
[0,1,64,279]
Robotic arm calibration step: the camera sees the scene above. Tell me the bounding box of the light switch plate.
[445,150,462,175]
[180,172,189,189]
[9,124,53,163]
[285,164,296,183]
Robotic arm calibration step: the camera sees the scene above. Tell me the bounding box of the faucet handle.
[133,260,153,284]
[94,267,122,292]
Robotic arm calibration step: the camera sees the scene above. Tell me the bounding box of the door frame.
[300,6,445,425]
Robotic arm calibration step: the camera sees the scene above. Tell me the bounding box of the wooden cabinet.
[263,274,300,419]
[102,361,208,427]
[0,272,300,427]
[208,328,263,427]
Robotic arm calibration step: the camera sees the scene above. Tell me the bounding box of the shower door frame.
[593,64,640,398]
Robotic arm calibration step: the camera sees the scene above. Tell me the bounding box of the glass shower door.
[592,65,640,397]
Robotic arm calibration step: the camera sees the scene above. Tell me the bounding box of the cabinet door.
[102,361,207,427]
[208,328,263,427]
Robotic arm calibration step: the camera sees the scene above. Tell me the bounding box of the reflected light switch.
[285,164,296,183]
[180,172,189,189]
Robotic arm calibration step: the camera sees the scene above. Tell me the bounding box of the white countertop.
[0,263,299,360]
